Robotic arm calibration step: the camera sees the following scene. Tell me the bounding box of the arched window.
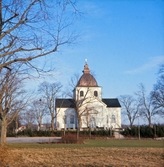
[94,91,98,97]
[80,91,84,97]
[111,115,116,123]
[90,117,96,128]
[70,115,74,124]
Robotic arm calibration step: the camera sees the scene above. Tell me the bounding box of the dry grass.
[0,146,163,167]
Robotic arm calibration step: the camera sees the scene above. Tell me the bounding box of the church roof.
[102,98,121,107]
[77,62,98,87]
[56,99,75,108]
[56,98,121,108]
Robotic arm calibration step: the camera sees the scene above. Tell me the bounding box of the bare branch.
[0,0,80,74]
[119,95,139,127]
[151,64,164,117]
[38,81,63,130]
[135,83,158,126]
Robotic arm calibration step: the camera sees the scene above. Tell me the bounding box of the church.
[55,62,121,130]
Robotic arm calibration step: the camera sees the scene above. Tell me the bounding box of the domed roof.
[77,63,98,87]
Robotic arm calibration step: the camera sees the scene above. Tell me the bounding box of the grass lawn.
[7,139,164,149]
[2,139,164,167]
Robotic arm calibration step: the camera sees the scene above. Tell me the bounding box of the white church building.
[55,62,121,130]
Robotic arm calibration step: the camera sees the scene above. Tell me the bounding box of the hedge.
[7,128,114,137]
[123,124,164,138]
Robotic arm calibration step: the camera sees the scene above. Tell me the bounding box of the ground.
[0,147,163,167]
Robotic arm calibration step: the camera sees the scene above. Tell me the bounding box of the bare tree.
[66,73,99,139]
[38,81,62,130]
[32,99,46,131]
[22,109,36,129]
[151,64,164,117]
[7,112,21,134]
[0,69,28,145]
[72,87,99,139]
[83,108,94,128]
[0,0,79,145]
[136,83,157,127]
[119,95,140,128]
[0,0,79,72]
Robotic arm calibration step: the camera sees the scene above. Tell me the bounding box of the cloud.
[125,56,164,74]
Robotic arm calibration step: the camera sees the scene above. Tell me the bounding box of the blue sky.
[51,0,164,98]
[28,0,164,99]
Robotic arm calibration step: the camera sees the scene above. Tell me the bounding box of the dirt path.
[0,147,163,167]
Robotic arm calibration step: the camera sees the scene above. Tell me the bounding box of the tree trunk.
[15,118,18,130]
[38,123,41,131]
[38,119,42,131]
[130,121,133,128]
[51,117,55,131]
[77,117,81,140]
[15,115,18,135]
[0,120,7,146]
[148,116,151,127]
[77,126,80,140]
[27,123,31,129]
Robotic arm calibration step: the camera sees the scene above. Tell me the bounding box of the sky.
[27,0,164,98]
[25,0,164,125]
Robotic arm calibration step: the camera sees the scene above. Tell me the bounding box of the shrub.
[61,133,78,143]
[7,131,15,137]
[16,129,34,137]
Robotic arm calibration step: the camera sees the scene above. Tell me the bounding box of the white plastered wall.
[79,98,121,129]
[75,86,102,100]
[56,105,121,129]
[105,107,121,129]
[56,107,76,130]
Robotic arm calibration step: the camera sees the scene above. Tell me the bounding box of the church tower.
[74,62,102,100]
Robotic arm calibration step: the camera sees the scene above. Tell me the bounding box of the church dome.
[77,62,98,87]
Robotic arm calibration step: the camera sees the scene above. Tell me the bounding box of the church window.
[80,91,84,97]
[90,117,96,128]
[111,115,116,123]
[70,115,74,124]
[94,91,98,97]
